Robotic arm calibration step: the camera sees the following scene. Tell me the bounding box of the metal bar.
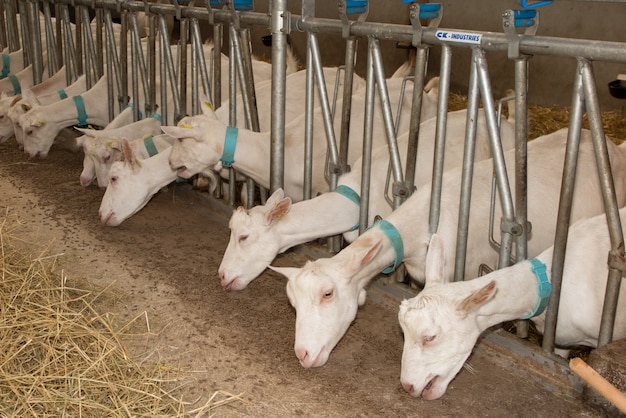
[370,37,405,209]
[270,0,288,195]
[453,48,480,282]
[303,36,315,201]
[580,59,625,347]
[26,0,43,84]
[542,63,585,353]
[475,48,516,272]
[428,44,452,235]
[514,56,531,339]
[358,43,376,236]
[403,46,428,197]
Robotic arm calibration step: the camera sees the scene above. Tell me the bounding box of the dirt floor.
[0,135,603,417]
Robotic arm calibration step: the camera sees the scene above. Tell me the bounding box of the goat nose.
[401,381,414,394]
[295,347,309,364]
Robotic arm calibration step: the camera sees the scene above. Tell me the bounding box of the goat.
[219,106,515,290]
[163,75,439,201]
[76,110,164,188]
[399,218,626,399]
[98,138,179,226]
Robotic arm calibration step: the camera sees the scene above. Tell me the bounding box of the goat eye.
[110,176,117,184]
[103,155,110,163]
[25,128,33,135]
[238,234,248,243]
[322,289,334,300]
[422,335,436,345]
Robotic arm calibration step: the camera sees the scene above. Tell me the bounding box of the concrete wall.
[242,1,626,113]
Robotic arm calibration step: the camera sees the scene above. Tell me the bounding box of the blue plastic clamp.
[345,0,367,15]
[513,9,536,27]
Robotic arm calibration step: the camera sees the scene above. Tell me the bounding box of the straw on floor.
[0,209,244,417]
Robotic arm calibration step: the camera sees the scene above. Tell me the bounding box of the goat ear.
[424,234,446,287]
[161,125,200,140]
[19,102,32,113]
[10,95,22,107]
[340,238,383,280]
[268,265,301,280]
[22,89,36,102]
[74,127,97,137]
[199,99,219,119]
[199,92,215,114]
[265,188,285,207]
[457,281,497,316]
[264,196,292,226]
[121,138,138,170]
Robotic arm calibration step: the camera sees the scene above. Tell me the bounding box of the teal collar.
[221,126,238,167]
[126,103,143,120]
[521,258,552,319]
[9,75,20,95]
[58,89,68,100]
[1,54,10,78]
[72,95,88,127]
[150,112,162,123]
[335,185,360,231]
[375,219,404,274]
[143,135,158,157]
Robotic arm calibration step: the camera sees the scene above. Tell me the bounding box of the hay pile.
[0,211,241,416]
[447,91,626,142]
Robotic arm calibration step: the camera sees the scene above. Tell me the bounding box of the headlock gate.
[3,0,625,358]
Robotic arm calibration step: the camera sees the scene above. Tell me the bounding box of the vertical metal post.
[303,35,315,201]
[513,56,530,338]
[453,48,481,282]
[26,0,43,84]
[270,0,288,195]
[428,44,452,235]
[358,44,376,236]
[580,59,625,347]
[542,62,585,353]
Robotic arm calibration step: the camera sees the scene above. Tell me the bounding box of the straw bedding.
[0,209,241,417]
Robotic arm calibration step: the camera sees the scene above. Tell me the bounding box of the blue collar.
[9,75,20,95]
[58,89,68,100]
[143,135,158,157]
[335,185,360,205]
[375,219,404,274]
[1,54,10,79]
[220,126,238,167]
[335,185,360,231]
[521,258,552,319]
[72,95,88,127]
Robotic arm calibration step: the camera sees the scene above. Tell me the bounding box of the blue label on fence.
[435,30,482,44]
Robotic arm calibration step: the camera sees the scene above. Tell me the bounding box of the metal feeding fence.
[3,0,625,358]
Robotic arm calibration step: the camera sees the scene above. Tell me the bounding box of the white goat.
[270,128,626,368]
[76,111,164,188]
[399,217,626,400]
[0,49,28,78]
[0,66,74,143]
[163,75,439,200]
[219,107,516,290]
[99,138,179,226]
[19,75,118,158]
[0,63,48,96]
[7,74,90,147]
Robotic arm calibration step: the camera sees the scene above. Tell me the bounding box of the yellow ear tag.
[178,123,192,129]
[203,101,213,111]
[106,140,117,147]
[36,119,45,125]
